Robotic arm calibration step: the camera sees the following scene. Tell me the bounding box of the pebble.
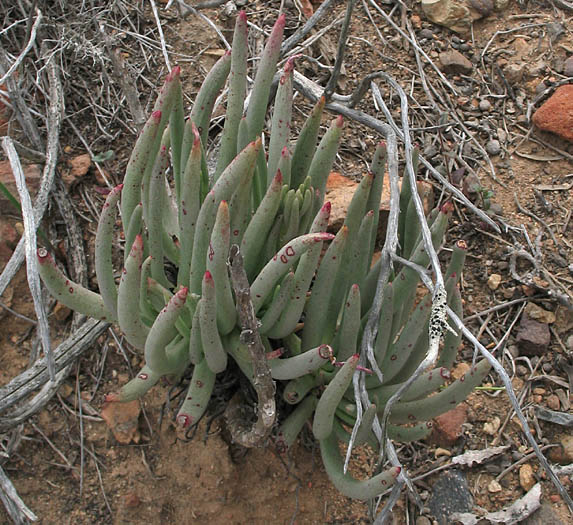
[524,302,556,324]
[479,99,492,112]
[485,139,501,155]
[516,314,551,356]
[483,416,501,436]
[546,394,560,411]
[488,479,502,493]
[416,517,431,525]
[567,334,573,352]
[507,345,520,358]
[564,56,573,77]
[519,464,535,491]
[487,273,502,290]
[428,471,473,523]
[419,28,434,39]
[516,364,529,376]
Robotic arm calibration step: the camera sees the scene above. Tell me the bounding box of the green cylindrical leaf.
[95,184,122,320]
[313,354,358,440]
[200,271,227,373]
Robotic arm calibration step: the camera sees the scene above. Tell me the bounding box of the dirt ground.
[0,0,572,524]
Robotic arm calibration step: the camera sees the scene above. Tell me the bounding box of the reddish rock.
[532,85,573,143]
[430,403,468,446]
[516,313,551,356]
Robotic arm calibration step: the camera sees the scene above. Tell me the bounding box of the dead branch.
[225,245,276,448]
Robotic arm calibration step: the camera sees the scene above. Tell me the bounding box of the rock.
[546,394,560,411]
[483,415,501,436]
[548,435,573,465]
[532,85,573,143]
[430,404,468,446]
[438,50,473,74]
[419,28,434,39]
[487,479,502,493]
[428,470,473,525]
[422,0,474,33]
[515,313,551,356]
[524,303,556,324]
[325,172,433,238]
[519,464,535,491]
[503,62,526,84]
[563,56,573,77]
[124,492,141,509]
[567,334,573,352]
[411,14,423,29]
[100,399,141,444]
[485,139,501,156]
[522,502,566,525]
[479,99,492,111]
[416,517,431,525]
[487,273,502,290]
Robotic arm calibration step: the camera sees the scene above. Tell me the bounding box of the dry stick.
[281,0,338,55]
[323,0,356,101]
[226,245,276,448]
[0,7,42,85]
[2,138,54,381]
[0,465,37,523]
[173,1,231,50]
[291,71,499,232]
[0,318,109,416]
[366,0,458,96]
[149,0,171,72]
[0,50,62,297]
[96,21,147,131]
[397,257,573,513]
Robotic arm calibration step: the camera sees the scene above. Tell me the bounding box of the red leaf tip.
[152,110,162,121]
[238,10,247,21]
[204,270,213,281]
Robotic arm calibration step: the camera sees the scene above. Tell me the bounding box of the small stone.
[497,261,509,270]
[419,28,434,39]
[487,273,502,290]
[563,56,573,77]
[488,479,502,493]
[416,517,431,525]
[411,14,423,29]
[516,364,529,376]
[483,416,501,436]
[503,62,525,84]
[532,85,573,143]
[516,313,551,356]
[567,334,573,352]
[479,99,492,111]
[438,50,473,75]
[546,394,560,411]
[431,404,468,446]
[452,362,471,380]
[485,139,501,155]
[524,302,556,324]
[519,464,535,491]
[428,470,473,524]
[507,345,520,358]
[124,492,141,508]
[549,435,573,465]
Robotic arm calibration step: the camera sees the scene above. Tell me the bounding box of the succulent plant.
[37,12,490,502]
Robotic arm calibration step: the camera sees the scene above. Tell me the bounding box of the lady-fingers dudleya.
[38,12,490,501]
